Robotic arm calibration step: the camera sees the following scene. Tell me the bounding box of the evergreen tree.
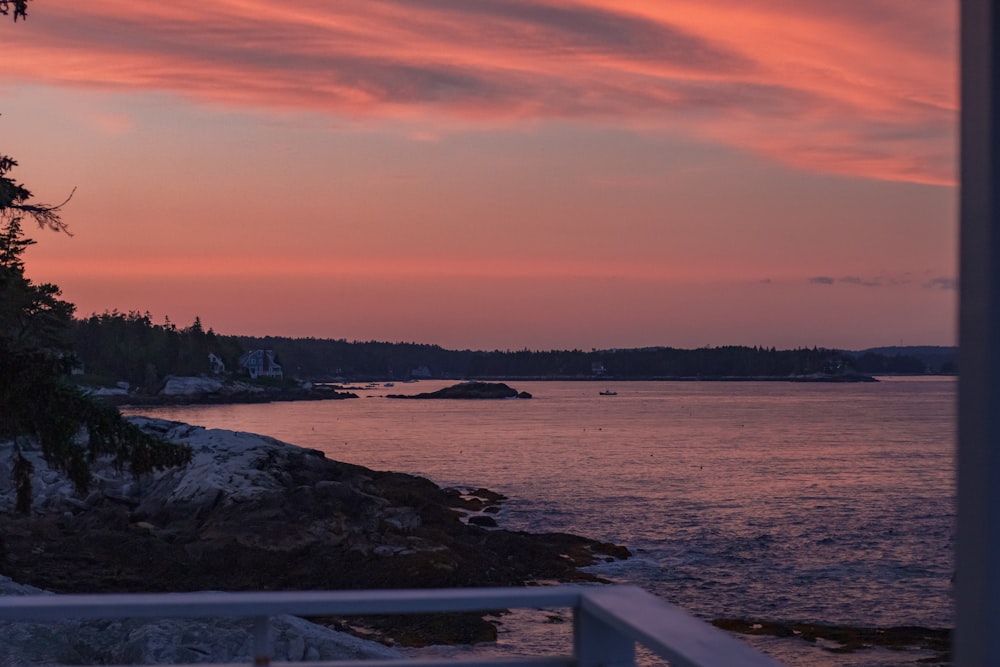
[0,156,190,513]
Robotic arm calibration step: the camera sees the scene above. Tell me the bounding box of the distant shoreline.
[92,372,948,407]
[415,373,886,383]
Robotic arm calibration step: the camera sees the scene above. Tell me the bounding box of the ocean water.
[126,377,955,666]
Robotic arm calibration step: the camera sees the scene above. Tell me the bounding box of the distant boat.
[599,389,617,396]
[384,382,395,387]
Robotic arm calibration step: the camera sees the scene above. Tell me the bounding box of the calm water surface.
[127,378,955,666]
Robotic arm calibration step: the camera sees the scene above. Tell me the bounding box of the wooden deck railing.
[0,585,781,667]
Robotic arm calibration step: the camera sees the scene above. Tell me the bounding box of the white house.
[208,353,226,375]
[240,349,283,380]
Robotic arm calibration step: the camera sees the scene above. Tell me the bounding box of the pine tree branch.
[0,0,29,21]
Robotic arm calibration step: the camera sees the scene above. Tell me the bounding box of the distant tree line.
[849,351,933,375]
[73,311,244,391]
[63,322,957,387]
[238,336,954,381]
[851,346,957,375]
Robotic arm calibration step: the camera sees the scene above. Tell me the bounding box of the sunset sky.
[1,1,956,351]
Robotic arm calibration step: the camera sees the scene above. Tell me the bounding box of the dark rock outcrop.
[387,382,530,399]
[467,515,498,528]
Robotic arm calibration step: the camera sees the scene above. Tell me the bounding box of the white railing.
[0,585,781,667]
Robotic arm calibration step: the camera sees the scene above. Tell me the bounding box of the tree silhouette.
[0,0,29,22]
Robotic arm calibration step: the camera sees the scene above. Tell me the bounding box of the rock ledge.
[0,418,627,646]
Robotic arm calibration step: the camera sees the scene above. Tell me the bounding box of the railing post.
[960,0,1000,663]
[574,602,635,667]
[252,615,272,666]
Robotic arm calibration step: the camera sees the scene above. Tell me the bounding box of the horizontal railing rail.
[0,585,781,667]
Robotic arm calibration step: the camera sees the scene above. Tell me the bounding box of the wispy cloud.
[808,271,936,289]
[839,275,881,287]
[809,273,922,288]
[3,0,954,184]
[925,276,957,290]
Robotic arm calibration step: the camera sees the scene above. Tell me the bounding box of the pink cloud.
[2,0,955,184]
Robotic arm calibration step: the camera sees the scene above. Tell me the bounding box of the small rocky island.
[387,382,532,399]
[0,418,624,657]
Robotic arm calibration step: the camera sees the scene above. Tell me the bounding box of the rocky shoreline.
[0,418,628,649]
[92,378,358,407]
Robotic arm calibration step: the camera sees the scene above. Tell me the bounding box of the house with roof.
[240,349,283,380]
[208,352,226,375]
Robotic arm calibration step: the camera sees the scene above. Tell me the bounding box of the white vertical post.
[253,615,272,666]
[574,603,635,667]
[959,0,1000,664]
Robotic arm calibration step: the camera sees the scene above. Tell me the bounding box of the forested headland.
[235,336,954,382]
